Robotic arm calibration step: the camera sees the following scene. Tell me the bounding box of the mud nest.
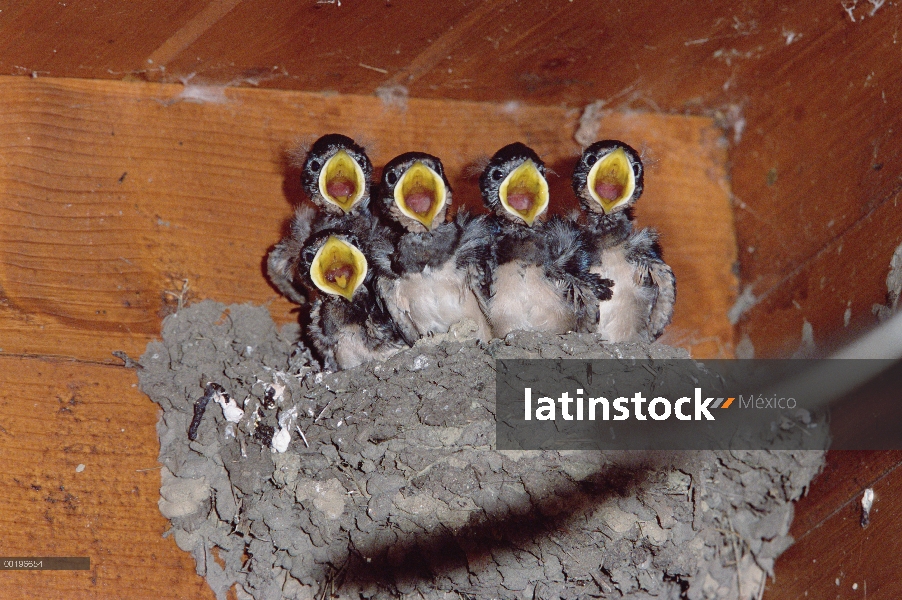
[139,301,823,600]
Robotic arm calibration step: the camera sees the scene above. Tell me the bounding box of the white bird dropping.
[271,406,299,453]
[861,487,875,528]
[271,426,291,453]
[213,388,244,423]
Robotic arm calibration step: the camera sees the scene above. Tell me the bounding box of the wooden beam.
[727,4,902,356]
[0,76,736,362]
[766,451,902,600]
[0,356,214,599]
[737,188,902,357]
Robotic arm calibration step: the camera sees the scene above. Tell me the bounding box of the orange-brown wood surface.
[2,0,899,356]
[0,75,736,363]
[0,1,830,109]
[728,4,902,357]
[0,356,214,600]
[0,75,737,598]
[2,0,902,596]
[739,195,902,356]
[766,451,902,600]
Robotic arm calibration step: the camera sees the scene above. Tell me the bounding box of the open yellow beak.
[393,161,447,230]
[499,159,549,226]
[318,150,366,212]
[586,147,636,214]
[310,236,368,301]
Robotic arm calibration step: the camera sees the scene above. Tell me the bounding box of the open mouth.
[499,159,549,226]
[586,147,636,214]
[394,161,446,229]
[309,236,368,300]
[318,150,366,212]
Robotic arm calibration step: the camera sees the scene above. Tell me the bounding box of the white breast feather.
[592,248,655,342]
[333,325,403,370]
[489,263,573,337]
[389,261,492,341]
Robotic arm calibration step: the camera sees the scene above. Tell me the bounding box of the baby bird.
[300,133,375,216]
[480,142,612,337]
[302,225,408,371]
[267,134,378,304]
[376,152,494,343]
[571,140,676,342]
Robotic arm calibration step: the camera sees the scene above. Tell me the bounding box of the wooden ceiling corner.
[2,0,901,358]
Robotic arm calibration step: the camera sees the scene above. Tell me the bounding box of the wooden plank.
[0,356,214,600]
[736,188,902,357]
[729,5,902,355]
[731,4,902,293]
[0,1,874,117]
[789,451,902,538]
[2,1,900,358]
[0,0,210,79]
[0,75,736,363]
[0,0,790,108]
[765,452,902,600]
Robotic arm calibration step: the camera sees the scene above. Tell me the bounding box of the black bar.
[496,358,902,451]
[0,557,90,570]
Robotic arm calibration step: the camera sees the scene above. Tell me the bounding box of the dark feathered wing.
[540,216,614,333]
[454,210,496,317]
[624,228,676,340]
[306,297,338,372]
[266,205,318,304]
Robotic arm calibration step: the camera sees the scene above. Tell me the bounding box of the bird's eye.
[490,168,503,181]
[308,159,321,172]
[632,163,641,176]
[386,171,398,186]
[584,154,597,167]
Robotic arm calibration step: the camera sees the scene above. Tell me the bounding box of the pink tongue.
[405,191,434,214]
[594,181,623,201]
[325,264,354,283]
[507,193,533,211]
[327,178,355,199]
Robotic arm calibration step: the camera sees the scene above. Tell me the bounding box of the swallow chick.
[480,142,612,337]
[376,152,494,343]
[572,140,676,342]
[267,134,378,304]
[301,133,374,216]
[302,226,407,371]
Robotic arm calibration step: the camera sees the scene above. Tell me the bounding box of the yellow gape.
[394,161,447,230]
[586,147,636,214]
[318,150,366,212]
[310,236,368,301]
[499,160,549,226]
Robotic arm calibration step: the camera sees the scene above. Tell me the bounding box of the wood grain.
[0,356,214,600]
[789,451,902,538]
[737,188,902,357]
[2,1,900,359]
[0,0,751,106]
[766,452,902,600]
[0,1,869,115]
[729,4,902,356]
[0,75,736,363]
